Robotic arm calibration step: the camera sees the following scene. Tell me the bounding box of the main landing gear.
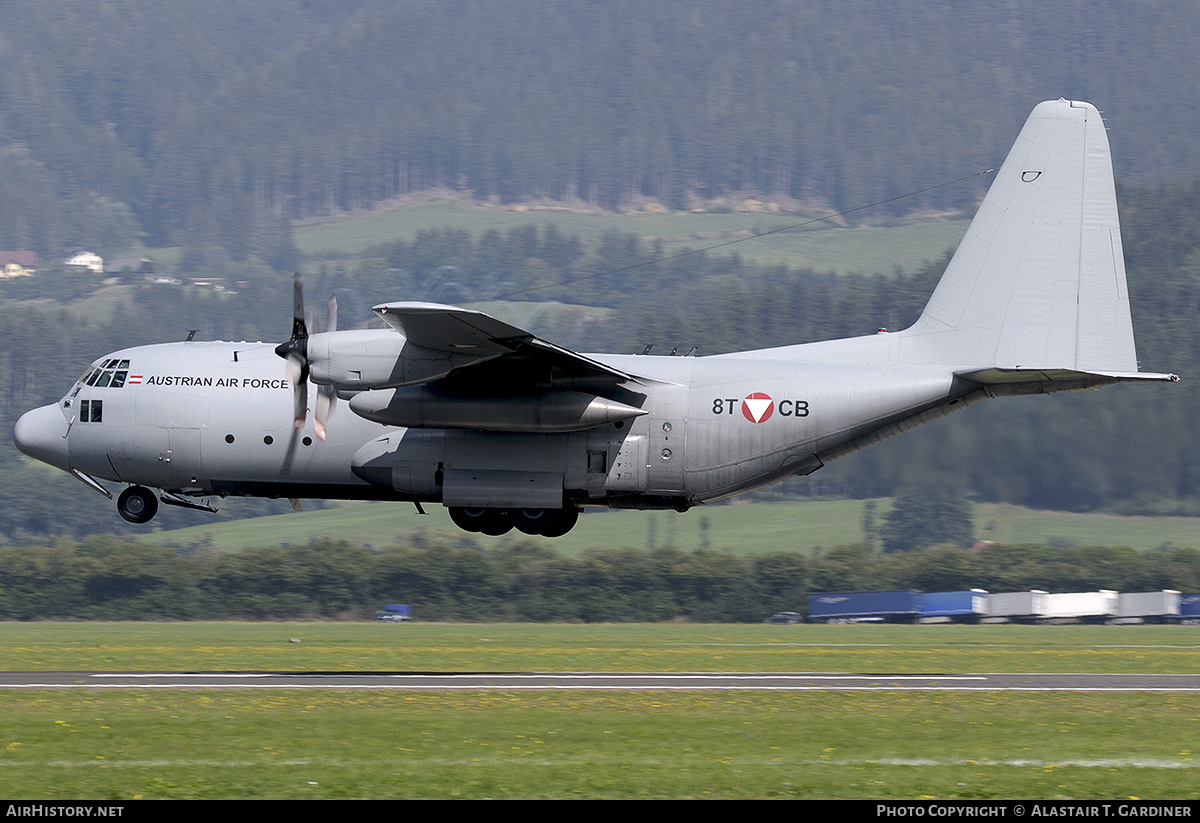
[448,506,580,537]
[117,485,159,524]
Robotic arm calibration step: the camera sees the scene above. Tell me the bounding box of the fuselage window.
[90,399,103,422]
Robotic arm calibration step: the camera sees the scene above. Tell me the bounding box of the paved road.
[1,672,1198,690]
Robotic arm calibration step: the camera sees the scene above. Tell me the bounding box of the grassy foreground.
[1,624,1198,799]
[2,690,1195,800]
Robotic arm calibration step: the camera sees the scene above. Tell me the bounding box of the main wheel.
[514,508,554,535]
[536,507,580,538]
[117,486,159,524]
[448,506,489,532]
[448,507,513,535]
[478,509,514,536]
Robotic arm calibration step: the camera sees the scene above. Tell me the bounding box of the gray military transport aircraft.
[13,99,1179,537]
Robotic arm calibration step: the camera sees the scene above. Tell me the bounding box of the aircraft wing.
[372,301,641,384]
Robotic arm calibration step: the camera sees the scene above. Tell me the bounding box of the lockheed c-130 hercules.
[13,99,1179,537]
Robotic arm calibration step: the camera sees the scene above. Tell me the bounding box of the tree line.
[1,535,1196,622]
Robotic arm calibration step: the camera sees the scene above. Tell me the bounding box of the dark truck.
[374,604,412,622]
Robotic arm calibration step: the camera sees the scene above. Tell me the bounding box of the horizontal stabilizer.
[957,366,1179,395]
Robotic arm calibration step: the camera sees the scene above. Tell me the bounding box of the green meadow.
[292,196,970,275]
[0,624,1197,799]
[149,498,1200,557]
[1,622,1198,673]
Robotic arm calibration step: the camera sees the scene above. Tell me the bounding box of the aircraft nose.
[13,404,71,472]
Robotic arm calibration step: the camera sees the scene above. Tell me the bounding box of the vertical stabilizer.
[906,99,1137,372]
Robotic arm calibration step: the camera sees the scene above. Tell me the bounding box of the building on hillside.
[107,257,156,279]
[0,251,38,278]
[63,249,104,274]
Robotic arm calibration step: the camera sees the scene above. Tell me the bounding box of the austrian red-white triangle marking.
[741,392,774,423]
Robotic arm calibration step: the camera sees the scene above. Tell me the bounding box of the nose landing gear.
[117,485,159,524]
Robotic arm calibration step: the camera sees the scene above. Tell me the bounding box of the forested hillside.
[3,1,1200,260]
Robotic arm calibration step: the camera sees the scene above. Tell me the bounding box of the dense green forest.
[3,1,1200,259]
[2,536,1196,621]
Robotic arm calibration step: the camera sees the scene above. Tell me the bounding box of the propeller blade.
[280,429,299,476]
[293,374,308,432]
[291,272,308,340]
[312,293,338,441]
[314,385,335,441]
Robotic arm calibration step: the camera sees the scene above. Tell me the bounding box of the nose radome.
[13,404,70,472]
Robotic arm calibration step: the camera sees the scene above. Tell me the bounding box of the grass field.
[2,690,1195,799]
[149,498,1200,556]
[0,624,1197,799]
[292,197,971,275]
[1,623,1199,674]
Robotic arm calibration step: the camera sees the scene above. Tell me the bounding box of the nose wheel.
[117,486,159,524]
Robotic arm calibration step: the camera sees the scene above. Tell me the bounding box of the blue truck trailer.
[918,590,989,623]
[807,591,923,623]
[1170,593,1200,625]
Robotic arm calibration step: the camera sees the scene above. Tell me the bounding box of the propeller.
[274,273,310,433]
[274,274,337,449]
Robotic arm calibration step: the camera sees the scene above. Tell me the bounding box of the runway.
[1,671,1198,691]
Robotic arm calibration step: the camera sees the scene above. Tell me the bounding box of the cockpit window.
[81,361,130,389]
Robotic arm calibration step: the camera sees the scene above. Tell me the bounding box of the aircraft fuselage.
[23,336,965,516]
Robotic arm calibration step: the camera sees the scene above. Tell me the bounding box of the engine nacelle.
[306,329,481,390]
[348,386,646,432]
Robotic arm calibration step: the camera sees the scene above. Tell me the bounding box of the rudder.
[906,99,1137,373]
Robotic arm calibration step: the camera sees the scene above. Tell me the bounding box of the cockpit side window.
[78,399,104,423]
